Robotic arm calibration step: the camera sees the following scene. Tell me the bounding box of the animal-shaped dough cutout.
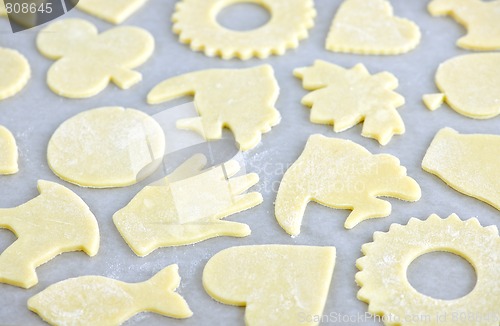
[203,245,336,326]
[428,0,500,50]
[276,134,421,235]
[423,128,500,211]
[424,53,500,119]
[172,0,316,60]
[0,47,30,100]
[294,60,405,145]
[28,264,192,325]
[0,126,18,175]
[77,0,147,24]
[114,154,263,257]
[36,19,154,98]
[47,107,165,188]
[148,65,280,151]
[326,0,421,55]
[0,180,99,288]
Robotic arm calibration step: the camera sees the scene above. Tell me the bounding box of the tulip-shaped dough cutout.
[276,134,421,235]
[77,0,147,24]
[203,245,336,326]
[0,126,18,175]
[0,48,30,100]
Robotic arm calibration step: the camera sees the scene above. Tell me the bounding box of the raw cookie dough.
[203,245,336,326]
[424,53,500,119]
[28,264,192,325]
[356,214,500,326]
[0,180,99,289]
[326,0,421,55]
[36,18,154,98]
[0,126,18,175]
[172,0,316,60]
[114,154,263,257]
[295,60,406,145]
[77,0,147,24]
[0,47,30,100]
[47,107,165,188]
[148,65,280,151]
[275,134,421,235]
[0,0,6,16]
[428,0,500,50]
[422,128,500,211]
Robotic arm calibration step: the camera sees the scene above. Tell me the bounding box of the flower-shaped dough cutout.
[148,65,280,151]
[0,47,30,100]
[77,0,147,24]
[172,0,316,60]
[294,60,406,145]
[356,214,500,326]
[0,126,18,175]
[326,0,421,55]
[36,18,154,98]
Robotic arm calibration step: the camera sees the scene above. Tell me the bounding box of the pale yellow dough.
[0,180,99,289]
[356,214,500,326]
[36,19,154,98]
[275,134,421,235]
[0,0,6,16]
[422,93,445,111]
[47,107,165,188]
[148,65,280,151]
[203,245,336,326]
[0,47,30,100]
[172,0,316,60]
[77,0,147,24]
[295,60,405,145]
[0,126,18,175]
[326,0,421,55]
[28,264,192,325]
[113,154,263,257]
[423,128,500,211]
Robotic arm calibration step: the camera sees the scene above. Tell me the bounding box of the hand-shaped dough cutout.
[37,19,154,98]
[295,60,406,145]
[0,48,30,100]
[113,154,263,257]
[0,126,18,175]
[276,134,421,235]
[0,181,99,288]
[77,0,147,24]
[148,65,280,151]
[326,0,421,55]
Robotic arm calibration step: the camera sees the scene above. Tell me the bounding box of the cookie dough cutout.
[148,65,280,151]
[356,214,500,326]
[77,0,147,24]
[326,0,421,55]
[0,48,30,100]
[0,180,99,289]
[0,0,6,16]
[424,53,500,119]
[295,60,405,145]
[172,0,316,60]
[0,126,18,175]
[203,245,336,326]
[36,19,154,98]
[422,93,445,111]
[29,264,192,325]
[48,107,165,188]
[423,128,500,211]
[276,134,421,235]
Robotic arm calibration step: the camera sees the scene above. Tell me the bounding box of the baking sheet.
[0,0,499,325]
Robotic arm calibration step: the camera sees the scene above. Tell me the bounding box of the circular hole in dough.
[216,2,271,31]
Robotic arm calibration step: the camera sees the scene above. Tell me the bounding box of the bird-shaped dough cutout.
[36,19,154,98]
[326,0,421,55]
[294,60,406,145]
[429,0,500,50]
[77,0,147,24]
[113,154,263,257]
[28,264,192,325]
[275,134,421,235]
[0,48,30,100]
[0,180,99,288]
[0,126,18,175]
[203,245,336,326]
[148,65,280,151]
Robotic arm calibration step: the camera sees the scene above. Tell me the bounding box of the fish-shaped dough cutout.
[0,126,18,175]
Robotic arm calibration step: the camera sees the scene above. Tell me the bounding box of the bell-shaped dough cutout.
[77,0,147,24]
[0,48,30,100]
[0,126,18,175]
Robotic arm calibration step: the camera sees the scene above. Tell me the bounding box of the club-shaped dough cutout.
[0,48,30,100]
[36,19,154,98]
[148,65,280,151]
[0,180,99,289]
[356,214,500,326]
[423,53,500,119]
[172,0,316,60]
[28,264,192,325]
[423,128,500,211]
[77,0,147,24]
[114,154,263,257]
[47,107,165,188]
[275,134,421,235]
[428,0,500,50]
[295,60,406,145]
[326,0,421,55]
[203,245,336,326]
[0,126,18,175]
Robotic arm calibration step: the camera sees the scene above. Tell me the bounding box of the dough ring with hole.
[172,0,316,60]
[356,213,500,326]
[0,47,30,100]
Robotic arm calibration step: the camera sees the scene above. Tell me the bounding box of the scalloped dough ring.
[172,0,316,60]
[356,214,500,326]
